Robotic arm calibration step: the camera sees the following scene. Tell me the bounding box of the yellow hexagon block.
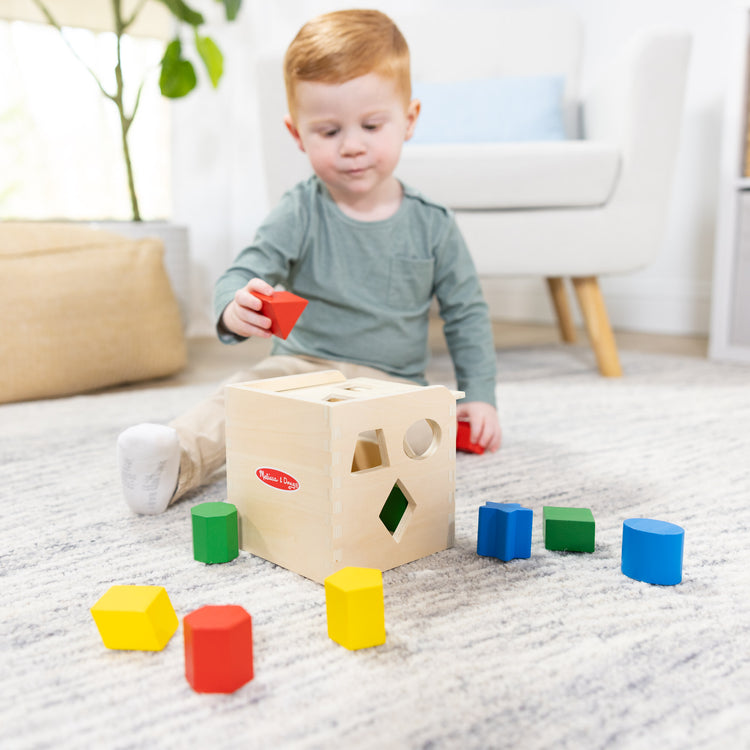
[91,585,178,651]
[324,567,386,650]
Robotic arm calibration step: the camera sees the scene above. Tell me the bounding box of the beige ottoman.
[0,222,187,403]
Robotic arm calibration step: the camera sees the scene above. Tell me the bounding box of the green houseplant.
[31,0,243,221]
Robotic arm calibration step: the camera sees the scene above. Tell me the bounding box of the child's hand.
[221,278,276,339]
[456,401,502,453]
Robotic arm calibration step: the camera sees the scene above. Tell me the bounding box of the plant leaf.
[156,0,204,27]
[159,39,197,98]
[216,0,242,21]
[195,33,223,88]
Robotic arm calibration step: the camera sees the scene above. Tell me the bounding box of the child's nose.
[339,129,366,156]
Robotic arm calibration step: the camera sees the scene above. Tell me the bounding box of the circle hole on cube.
[403,419,440,460]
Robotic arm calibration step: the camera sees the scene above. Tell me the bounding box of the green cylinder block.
[191,502,239,564]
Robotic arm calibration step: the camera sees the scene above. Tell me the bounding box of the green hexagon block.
[191,502,239,564]
[543,506,595,553]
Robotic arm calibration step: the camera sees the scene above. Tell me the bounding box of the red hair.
[284,9,411,121]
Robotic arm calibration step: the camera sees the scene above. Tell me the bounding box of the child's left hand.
[456,401,502,453]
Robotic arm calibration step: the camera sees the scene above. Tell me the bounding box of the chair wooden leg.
[571,276,623,377]
[546,277,577,343]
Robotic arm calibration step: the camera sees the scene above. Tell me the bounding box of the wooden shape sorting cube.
[191,501,239,564]
[325,567,385,650]
[543,506,595,553]
[253,291,308,339]
[90,585,178,651]
[184,605,254,693]
[226,370,463,583]
[621,518,685,585]
[477,502,533,561]
[456,420,484,454]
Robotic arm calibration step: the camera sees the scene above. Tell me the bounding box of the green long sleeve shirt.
[213,176,497,406]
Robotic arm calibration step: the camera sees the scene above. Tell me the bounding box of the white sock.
[117,424,180,515]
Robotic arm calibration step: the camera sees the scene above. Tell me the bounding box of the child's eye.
[363,123,380,131]
[321,128,339,137]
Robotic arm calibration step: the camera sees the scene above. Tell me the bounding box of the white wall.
[172,0,733,337]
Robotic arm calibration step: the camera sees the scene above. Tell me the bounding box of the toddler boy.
[118,9,501,514]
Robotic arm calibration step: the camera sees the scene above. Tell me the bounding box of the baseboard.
[480,276,712,336]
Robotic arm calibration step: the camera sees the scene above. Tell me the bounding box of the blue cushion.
[410,76,566,145]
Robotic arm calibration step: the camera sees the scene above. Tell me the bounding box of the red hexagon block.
[184,605,253,693]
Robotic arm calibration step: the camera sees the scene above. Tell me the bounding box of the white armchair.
[256,7,692,376]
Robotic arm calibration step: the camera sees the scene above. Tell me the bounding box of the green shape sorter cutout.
[379,483,409,535]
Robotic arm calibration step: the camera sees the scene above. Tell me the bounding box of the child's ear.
[404,99,421,141]
[284,114,306,153]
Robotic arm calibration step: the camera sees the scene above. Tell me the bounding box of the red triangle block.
[254,291,308,339]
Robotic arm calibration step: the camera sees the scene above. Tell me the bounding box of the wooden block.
[90,585,178,651]
[477,502,533,561]
[254,291,308,339]
[325,567,385,650]
[456,420,484,454]
[191,501,239,564]
[184,605,254,693]
[226,372,463,582]
[543,506,595,553]
[621,518,684,585]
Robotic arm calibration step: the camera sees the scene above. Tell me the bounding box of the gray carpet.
[2,346,749,750]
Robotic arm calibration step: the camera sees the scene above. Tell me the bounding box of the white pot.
[87,221,191,329]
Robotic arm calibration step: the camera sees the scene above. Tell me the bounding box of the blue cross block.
[477,502,533,561]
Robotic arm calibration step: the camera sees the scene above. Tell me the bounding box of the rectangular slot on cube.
[325,392,356,403]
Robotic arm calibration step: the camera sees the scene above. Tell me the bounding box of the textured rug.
[2,346,749,750]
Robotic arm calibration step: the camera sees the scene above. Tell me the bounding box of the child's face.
[285,73,419,207]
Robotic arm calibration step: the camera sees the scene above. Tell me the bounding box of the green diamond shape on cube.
[379,481,415,540]
[191,501,239,564]
[543,506,595,553]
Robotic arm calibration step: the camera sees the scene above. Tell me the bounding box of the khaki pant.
[169,354,417,501]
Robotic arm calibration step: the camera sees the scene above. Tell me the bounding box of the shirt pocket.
[387,256,435,310]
